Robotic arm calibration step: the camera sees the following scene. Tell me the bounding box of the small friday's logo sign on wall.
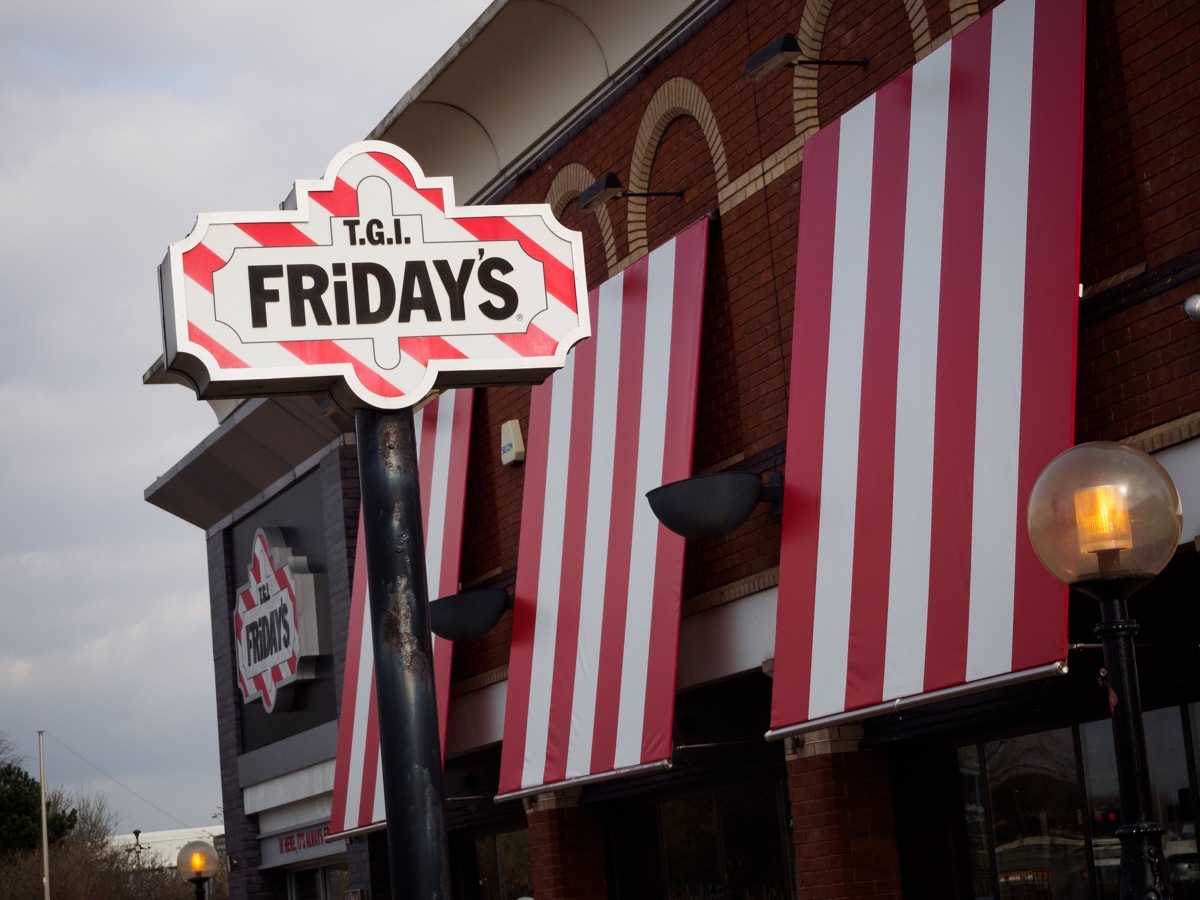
[234,528,321,711]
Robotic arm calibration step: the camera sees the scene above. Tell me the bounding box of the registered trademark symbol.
[516,313,523,321]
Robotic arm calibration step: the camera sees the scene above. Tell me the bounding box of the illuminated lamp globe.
[176,839,220,884]
[1027,441,1181,599]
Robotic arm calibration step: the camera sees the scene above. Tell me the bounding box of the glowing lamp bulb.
[1074,484,1132,555]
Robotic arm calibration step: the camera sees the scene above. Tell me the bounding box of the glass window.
[1084,707,1199,898]
[472,827,533,900]
[662,790,723,898]
[289,868,320,900]
[716,781,789,897]
[958,743,997,899]
[324,863,350,899]
[984,729,1089,899]
[657,782,792,900]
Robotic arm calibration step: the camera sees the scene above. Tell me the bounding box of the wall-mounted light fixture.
[646,471,783,540]
[577,172,684,212]
[429,588,513,641]
[744,34,869,81]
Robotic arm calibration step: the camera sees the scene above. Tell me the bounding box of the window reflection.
[954,704,1200,899]
[958,744,996,898]
[473,828,533,900]
[1083,707,1199,898]
[983,729,1090,899]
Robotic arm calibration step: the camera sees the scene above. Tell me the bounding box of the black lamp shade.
[429,588,511,641]
[646,471,764,540]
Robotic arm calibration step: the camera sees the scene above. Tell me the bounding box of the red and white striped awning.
[498,219,710,797]
[770,0,1085,736]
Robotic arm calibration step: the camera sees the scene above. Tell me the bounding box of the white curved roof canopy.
[369,0,712,202]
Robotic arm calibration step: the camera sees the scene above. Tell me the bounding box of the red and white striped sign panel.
[234,528,319,712]
[328,390,472,837]
[770,0,1085,736]
[498,218,709,798]
[158,142,588,410]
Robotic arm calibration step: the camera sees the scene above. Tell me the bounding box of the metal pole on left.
[354,407,449,900]
[38,730,49,900]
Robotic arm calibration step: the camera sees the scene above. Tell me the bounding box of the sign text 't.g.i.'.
[158,142,589,410]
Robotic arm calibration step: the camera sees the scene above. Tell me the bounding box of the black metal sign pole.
[355,406,449,900]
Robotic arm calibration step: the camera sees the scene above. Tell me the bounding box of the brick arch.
[945,0,981,42]
[792,0,934,140]
[625,77,728,260]
[546,163,619,273]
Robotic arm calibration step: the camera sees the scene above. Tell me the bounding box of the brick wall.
[524,792,608,900]
[1075,0,1200,441]
[787,729,902,900]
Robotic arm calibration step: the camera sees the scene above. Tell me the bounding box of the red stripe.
[923,16,992,692]
[496,324,561,358]
[237,221,317,247]
[498,377,555,793]
[843,76,912,711]
[309,178,359,217]
[769,121,841,731]
[187,322,250,369]
[433,391,474,752]
[367,150,578,315]
[182,243,226,294]
[1011,0,1084,670]
[459,216,579,315]
[641,220,709,759]
[360,677,381,826]
[417,399,440,540]
[278,340,405,399]
[368,151,446,210]
[541,315,598,785]
[329,510,368,833]
[401,336,468,367]
[589,269,648,773]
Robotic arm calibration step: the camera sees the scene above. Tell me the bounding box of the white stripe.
[616,239,677,766]
[809,96,876,719]
[424,396,456,598]
[343,602,374,828]
[372,746,385,823]
[522,355,576,788]
[412,402,425,455]
[566,276,623,779]
[967,0,1036,680]
[884,42,952,701]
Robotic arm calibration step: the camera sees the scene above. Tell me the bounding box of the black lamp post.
[175,839,219,900]
[1028,441,1182,899]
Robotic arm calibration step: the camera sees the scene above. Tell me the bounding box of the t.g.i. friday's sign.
[158,142,589,409]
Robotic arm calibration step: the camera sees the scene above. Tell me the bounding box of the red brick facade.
[787,729,903,900]
[430,0,1200,895]
[524,792,609,900]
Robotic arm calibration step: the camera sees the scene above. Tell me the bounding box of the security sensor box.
[501,419,525,466]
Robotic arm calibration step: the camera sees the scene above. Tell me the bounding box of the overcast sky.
[0,0,491,837]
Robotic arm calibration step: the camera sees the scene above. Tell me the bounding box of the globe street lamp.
[176,839,220,900]
[1028,441,1182,899]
